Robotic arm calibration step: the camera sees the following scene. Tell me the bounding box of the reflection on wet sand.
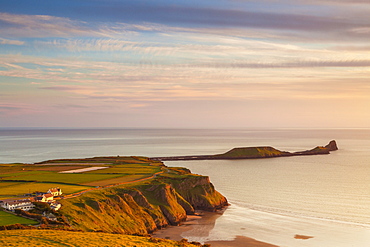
[152,209,276,247]
[152,210,223,242]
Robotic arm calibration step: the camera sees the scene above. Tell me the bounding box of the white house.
[40,193,54,202]
[1,199,35,211]
[33,193,54,203]
[50,202,61,211]
[47,188,62,197]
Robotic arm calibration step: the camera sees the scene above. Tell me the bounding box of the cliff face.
[166,175,228,211]
[59,166,228,235]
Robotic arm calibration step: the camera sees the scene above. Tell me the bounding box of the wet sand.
[206,236,278,247]
[152,210,277,247]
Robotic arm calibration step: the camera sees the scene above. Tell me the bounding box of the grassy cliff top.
[0,229,201,247]
[215,146,289,159]
[0,156,164,199]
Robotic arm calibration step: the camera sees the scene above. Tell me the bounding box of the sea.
[1,128,369,247]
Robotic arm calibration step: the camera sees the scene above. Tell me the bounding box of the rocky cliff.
[59,165,228,235]
[293,140,339,155]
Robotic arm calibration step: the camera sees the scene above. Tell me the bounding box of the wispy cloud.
[0,13,110,38]
[53,2,368,34]
[40,85,92,92]
[0,38,24,45]
[233,0,370,5]
[36,39,139,52]
[199,59,370,69]
[285,0,370,4]
[1,8,369,43]
[0,103,36,116]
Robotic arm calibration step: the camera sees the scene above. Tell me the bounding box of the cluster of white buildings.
[0,198,35,211]
[0,187,62,212]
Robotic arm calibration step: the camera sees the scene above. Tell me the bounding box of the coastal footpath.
[152,140,338,161]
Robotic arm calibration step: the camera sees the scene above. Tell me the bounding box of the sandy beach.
[206,236,278,247]
[152,210,277,247]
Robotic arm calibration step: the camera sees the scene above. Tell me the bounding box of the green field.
[0,211,38,226]
[0,156,166,227]
[0,156,163,199]
[0,182,92,199]
[82,174,153,186]
[86,164,161,174]
[0,229,200,247]
[3,171,125,184]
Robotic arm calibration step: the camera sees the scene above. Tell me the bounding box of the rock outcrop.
[325,140,338,151]
[59,165,228,235]
[294,140,339,156]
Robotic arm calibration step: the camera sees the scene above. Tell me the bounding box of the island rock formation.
[152,140,338,161]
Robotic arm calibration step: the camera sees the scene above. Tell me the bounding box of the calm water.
[1,128,370,246]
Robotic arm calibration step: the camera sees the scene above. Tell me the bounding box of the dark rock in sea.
[325,140,338,151]
[293,140,338,156]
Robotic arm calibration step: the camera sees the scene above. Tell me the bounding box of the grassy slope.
[59,186,161,234]
[0,229,200,247]
[216,146,288,158]
[0,211,38,226]
[58,166,227,234]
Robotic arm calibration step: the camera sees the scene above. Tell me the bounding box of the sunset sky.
[1,0,369,128]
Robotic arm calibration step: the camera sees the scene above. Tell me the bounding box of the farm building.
[0,199,35,211]
[47,187,62,197]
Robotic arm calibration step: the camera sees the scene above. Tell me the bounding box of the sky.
[0,0,369,128]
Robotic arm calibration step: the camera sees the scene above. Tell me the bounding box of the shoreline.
[152,210,277,247]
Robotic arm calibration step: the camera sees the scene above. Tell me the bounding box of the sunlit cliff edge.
[59,166,228,235]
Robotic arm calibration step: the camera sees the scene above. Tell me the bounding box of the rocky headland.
[59,165,228,235]
[152,140,338,161]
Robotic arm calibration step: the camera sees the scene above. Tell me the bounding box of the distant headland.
[152,140,338,161]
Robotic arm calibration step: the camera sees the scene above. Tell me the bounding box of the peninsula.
[152,140,338,161]
[0,156,227,239]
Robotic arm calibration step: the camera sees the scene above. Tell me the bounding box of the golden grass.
[0,230,199,247]
[34,166,87,172]
[81,174,150,186]
[0,182,92,199]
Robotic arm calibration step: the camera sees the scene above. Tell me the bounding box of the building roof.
[4,199,32,206]
[43,193,53,198]
[48,188,61,192]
